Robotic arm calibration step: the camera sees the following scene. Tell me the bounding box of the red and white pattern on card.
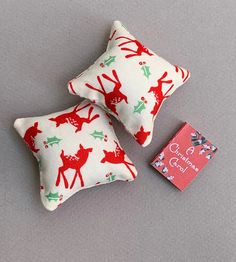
[151,123,218,191]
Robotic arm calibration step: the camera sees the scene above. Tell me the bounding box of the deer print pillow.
[14,100,137,211]
[68,21,191,147]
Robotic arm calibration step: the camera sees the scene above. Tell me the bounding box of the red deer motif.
[49,103,99,132]
[85,70,128,115]
[108,29,117,41]
[56,144,93,189]
[100,141,136,179]
[134,126,151,145]
[23,122,42,153]
[68,81,76,94]
[148,72,174,117]
[105,112,113,126]
[115,36,153,58]
[174,65,190,83]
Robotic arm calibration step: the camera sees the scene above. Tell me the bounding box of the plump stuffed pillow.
[68,21,190,147]
[14,100,137,211]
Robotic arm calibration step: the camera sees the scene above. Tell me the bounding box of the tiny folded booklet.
[151,122,218,191]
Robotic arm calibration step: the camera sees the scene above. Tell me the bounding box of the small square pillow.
[14,100,137,211]
[68,21,191,147]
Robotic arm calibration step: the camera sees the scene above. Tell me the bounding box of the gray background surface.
[1,1,236,261]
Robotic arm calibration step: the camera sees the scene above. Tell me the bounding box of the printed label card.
[151,123,218,191]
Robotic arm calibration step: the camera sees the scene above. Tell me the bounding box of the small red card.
[151,123,218,191]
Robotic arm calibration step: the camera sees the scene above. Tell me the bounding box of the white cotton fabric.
[68,21,190,147]
[14,100,137,211]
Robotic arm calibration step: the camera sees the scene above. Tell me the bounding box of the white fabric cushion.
[68,21,190,147]
[14,100,137,211]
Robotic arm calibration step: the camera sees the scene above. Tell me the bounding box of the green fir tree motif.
[106,172,116,182]
[104,56,116,66]
[43,136,62,148]
[139,61,151,79]
[45,192,60,202]
[90,130,105,141]
[133,97,147,114]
